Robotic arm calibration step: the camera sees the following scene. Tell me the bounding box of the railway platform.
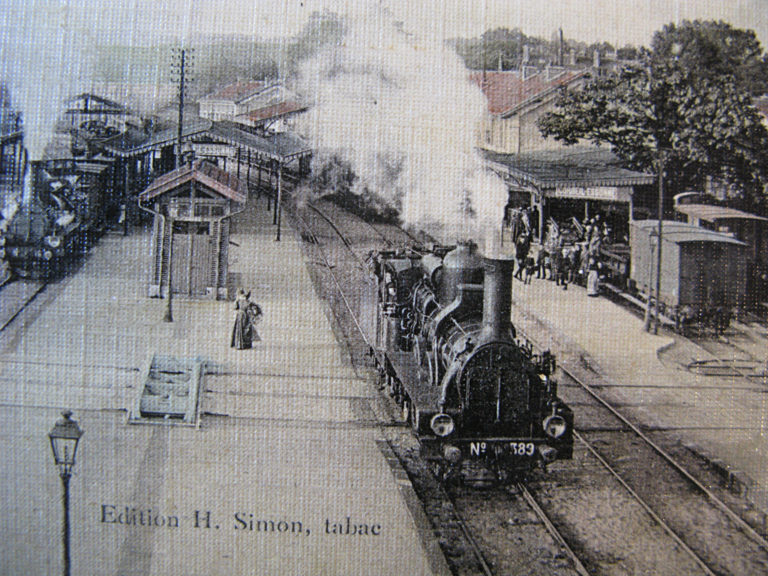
[508,270,768,516]
[0,197,449,575]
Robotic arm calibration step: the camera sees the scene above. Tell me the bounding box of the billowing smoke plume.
[0,4,95,160]
[296,4,508,246]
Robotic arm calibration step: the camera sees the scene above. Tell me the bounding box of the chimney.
[480,256,514,343]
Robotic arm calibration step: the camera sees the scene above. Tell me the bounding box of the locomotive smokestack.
[480,255,514,342]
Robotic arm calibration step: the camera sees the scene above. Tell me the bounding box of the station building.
[473,67,655,244]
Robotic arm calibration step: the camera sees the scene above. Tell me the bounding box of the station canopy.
[485,146,655,202]
[102,117,311,164]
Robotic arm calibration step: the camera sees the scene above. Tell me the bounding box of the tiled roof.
[139,159,247,203]
[470,69,585,116]
[200,81,267,103]
[485,146,655,188]
[240,100,307,123]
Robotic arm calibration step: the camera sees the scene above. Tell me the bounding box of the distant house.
[62,93,136,136]
[198,80,269,121]
[471,67,586,154]
[233,84,306,133]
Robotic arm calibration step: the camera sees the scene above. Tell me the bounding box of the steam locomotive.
[366,242,574,482]
[3,159,115,278]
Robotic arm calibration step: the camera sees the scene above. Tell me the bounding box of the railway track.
[291,199,591,574]
[0,279,47,332]
[521,328,768,575]
[289,194,768,574]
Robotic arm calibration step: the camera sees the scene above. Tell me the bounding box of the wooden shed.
[629,220,748,314]
[138,160,247,300]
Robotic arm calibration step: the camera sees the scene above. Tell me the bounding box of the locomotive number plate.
[509,442,536,456]
[467,440,537,457]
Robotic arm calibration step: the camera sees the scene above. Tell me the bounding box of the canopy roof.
[139,159,247,204]
[485,146,655,189]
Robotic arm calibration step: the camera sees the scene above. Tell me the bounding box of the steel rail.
[516,483,591,576]
[524,327,768,551]
[687,335,764,384]
[295,202,496,575]
[291,206,374,349]
[574,431,718,576]
[564,361,768,550]
[0,281,47,332]
[451,505,495,576]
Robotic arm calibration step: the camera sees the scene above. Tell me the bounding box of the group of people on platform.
[510,213,613,298]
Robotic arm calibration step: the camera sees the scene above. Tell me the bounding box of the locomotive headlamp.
[43,250,54,261]
[430,413,455,437]
[45,235,62,248]
[543,414,568,439]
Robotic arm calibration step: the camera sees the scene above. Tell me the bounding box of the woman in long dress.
[231,289,254,349]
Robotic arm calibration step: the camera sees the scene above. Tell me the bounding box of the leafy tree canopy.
[538,20,768,208]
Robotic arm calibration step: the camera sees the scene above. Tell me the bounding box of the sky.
[0,0,766,160]
[1,0,767,50]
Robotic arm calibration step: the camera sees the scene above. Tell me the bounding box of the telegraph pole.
[165,47,194,321]
[170,47,194,169]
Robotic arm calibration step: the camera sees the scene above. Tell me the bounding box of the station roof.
[485,146,655,189]
[102,118,212,157]
[675,203,768,223]
[632,220,747,246]
[101,117,310,163]
[207,120,311,162]
[139,159,247,204]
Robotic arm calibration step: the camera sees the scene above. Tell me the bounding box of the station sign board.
[551,186,632,202]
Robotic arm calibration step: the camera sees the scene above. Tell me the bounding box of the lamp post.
[643,228,658,332]
[275,163,282,242]
[48,411,83,576]
[652,149,668,334]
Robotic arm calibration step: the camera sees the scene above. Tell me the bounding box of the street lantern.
[49,410,83,477]
[49,411,83,576]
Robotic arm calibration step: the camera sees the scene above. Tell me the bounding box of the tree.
[450,28,551,70]
[538,20,768,208]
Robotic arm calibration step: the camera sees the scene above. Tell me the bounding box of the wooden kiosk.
[139,159,247,300]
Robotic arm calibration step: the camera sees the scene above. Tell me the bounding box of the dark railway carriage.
[367,243,573,482]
